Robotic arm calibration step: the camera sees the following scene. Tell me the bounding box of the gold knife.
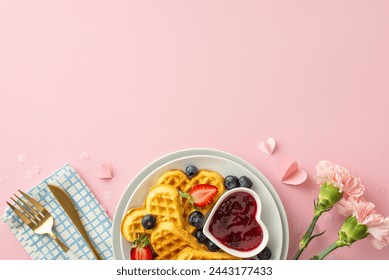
[48,183,103,260]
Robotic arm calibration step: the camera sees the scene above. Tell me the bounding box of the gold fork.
[7,190,78,259]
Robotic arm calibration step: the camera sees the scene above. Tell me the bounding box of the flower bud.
[337,216,368,246]
[315,182,343,215]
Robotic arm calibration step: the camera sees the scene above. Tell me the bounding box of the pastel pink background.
[1,1,388,260]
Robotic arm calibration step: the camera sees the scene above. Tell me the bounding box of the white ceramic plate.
[112,148,289,260]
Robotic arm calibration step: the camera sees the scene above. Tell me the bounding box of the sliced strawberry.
[189,184,218,207]
[130,234,153,260]
[130,246,153,260]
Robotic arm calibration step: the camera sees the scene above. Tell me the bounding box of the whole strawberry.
[130,234,153,260]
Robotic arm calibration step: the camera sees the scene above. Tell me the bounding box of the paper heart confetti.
[31,165,41,174]
[258,137,276,155]
[98,162,113,179]
[278,157,307,185]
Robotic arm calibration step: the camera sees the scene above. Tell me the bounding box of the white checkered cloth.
[2,164,113,260]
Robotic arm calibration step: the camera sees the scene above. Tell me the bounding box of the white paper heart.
[278,157,307,185]
[258,137,276,155]
[98,162,113,179]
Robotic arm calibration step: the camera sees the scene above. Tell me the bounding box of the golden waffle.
[150,220,206,260]
[121,169,226,255]
[176,247,241,260]
[156,170,191,192]
[190,170,225,214]
[145,185,185,228]
[121,208,150,242]
[121,185,185,242]
[157,169,225,233]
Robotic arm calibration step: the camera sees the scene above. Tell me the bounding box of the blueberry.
[141,214,156,229]
[239,176,253,188]
[194,228,208,244]
[206,240,219,252]
[257,247,272,260]
[224,175,240,190]
[185,165,198,178]
[188,211,205,228]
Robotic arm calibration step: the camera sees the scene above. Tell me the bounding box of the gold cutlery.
[48,183,103,260]
[6,190,78,259]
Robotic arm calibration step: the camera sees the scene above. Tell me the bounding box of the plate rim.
[112,148,289,260]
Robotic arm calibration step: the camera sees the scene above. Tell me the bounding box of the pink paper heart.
[258,137,276,155]
[278,157,307,185]
[98,162,113,179]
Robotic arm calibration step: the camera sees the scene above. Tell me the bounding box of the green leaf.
[134,233,150,248]
[178,190,194,204]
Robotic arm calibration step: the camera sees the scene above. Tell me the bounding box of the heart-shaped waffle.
[121,185,184,242]
[121,208,149,242]
[157,169,225,232]
[121,169,225,244]
[176,247,240,260]
[150,220,206,260]
[156,170,191,192]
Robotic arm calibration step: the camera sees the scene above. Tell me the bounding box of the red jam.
[209,191,263,251]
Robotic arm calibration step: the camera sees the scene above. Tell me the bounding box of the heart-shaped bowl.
[203,187,269,258]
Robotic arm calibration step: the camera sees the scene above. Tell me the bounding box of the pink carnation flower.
[316,160,365,198]
[337,197,389,249]
[372,235,389,250]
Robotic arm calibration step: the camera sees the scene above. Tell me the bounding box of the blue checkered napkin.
[2,164,113,260]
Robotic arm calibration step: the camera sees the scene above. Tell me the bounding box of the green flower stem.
[310,216,369,260]
[294,183,344,260]
[293,213,322,260]
[311,242,341,260]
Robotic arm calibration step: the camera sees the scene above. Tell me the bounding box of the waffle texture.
[150,220,205,260]
[157,169,225,232]
[156,170,191,192]
[121,185,184,242]
[176,247,240,260]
